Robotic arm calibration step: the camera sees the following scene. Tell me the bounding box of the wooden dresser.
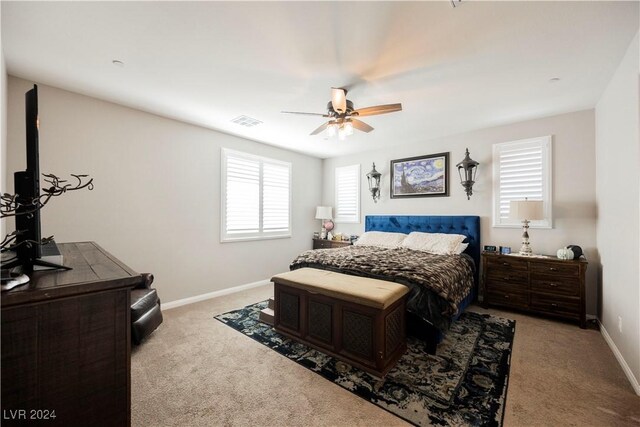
[1,242,141,426]
[481,252,587,328]
[312,238,351,249]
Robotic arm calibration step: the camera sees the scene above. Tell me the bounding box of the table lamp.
[510,199,543,255]
[315,206,334,239]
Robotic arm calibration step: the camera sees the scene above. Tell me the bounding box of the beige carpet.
[132,284,640,426]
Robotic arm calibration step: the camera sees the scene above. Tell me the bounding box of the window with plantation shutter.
[334,164,360,223]
[492,136,552,228]
[221,148,291,241]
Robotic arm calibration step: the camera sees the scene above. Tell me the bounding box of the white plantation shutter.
[221,149,292,241]
[493,136,552,228]
[263,162,290,232]
[225,155,260,234]
[335,164,360,223]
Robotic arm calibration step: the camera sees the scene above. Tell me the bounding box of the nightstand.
[312,238,352,249]
[481,252,588,328]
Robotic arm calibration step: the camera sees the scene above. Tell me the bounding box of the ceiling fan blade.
[310,122,329,135]
[352,103,402,117]
[350,119,374,133]
[331,87,347,114]
[281,111,330,117]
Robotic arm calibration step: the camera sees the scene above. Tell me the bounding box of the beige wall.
[323,110,599,315]
[595,32,639,390]
[6,76,322,303]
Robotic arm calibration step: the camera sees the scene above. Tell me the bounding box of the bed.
[290,215,480,353]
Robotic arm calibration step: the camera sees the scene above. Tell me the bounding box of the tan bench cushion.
[271,268,409,309]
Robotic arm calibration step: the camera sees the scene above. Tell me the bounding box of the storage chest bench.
[271,268,410,377]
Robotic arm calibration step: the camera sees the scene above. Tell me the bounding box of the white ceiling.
[2,1,638,159]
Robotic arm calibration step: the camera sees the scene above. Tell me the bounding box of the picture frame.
[500,246,512,255]
[390,152,449,198]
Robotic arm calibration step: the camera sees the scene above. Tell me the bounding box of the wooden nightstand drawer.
[531,277,579,297]
[313,239,351,250]
[486,256,528,271]
[530,261,580,278]
[487,268,528,285]
[487,290,528,310]
[531,293,580,318]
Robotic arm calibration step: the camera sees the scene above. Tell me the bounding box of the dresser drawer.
[530,261,580,278]
[487,289,528,310]
[531,277,579,297]
[530,293,580,318]
[486,279,528,294]
[486,256,528,271]
[487,268,528,285]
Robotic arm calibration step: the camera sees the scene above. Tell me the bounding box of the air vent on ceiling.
[231,115,263,128]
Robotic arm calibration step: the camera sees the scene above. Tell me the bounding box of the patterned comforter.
[290,245,475,332]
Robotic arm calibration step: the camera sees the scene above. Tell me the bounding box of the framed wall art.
[390,152,449,198]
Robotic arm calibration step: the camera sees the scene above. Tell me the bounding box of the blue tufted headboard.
[364,215,481,287]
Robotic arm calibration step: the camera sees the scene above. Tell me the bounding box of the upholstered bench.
[271,268,409,377]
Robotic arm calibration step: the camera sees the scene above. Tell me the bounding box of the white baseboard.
[162,279,271,310]
[598,320,640,396]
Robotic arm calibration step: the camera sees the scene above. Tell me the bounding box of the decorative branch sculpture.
[1,173,93,252]
[1,173,93,219]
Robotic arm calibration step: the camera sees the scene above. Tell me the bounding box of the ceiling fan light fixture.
[326,121,337,137]
[283,87,402,138]
[344,120,354,136]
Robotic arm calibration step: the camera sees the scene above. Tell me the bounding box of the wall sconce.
[456,148,479,200]
[366,163,381,203]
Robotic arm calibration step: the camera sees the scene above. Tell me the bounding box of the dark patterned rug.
[215,301,515,426]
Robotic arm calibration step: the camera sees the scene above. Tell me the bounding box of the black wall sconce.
[456,148,479,200]
[366,163,381,203]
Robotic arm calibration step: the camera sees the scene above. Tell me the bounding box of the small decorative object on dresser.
[313,238,351,249]
[556,247,574,260]
[482,251,587,328]
[500,246,511,255]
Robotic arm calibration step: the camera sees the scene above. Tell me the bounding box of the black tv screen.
[14,85,42,260]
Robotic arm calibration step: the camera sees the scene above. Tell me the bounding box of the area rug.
[215,301,515,426]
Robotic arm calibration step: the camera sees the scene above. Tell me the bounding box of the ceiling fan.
[282,88,402,139]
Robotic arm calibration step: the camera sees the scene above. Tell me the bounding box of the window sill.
[221,234,292,243]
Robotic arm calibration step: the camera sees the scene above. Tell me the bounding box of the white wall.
[595,32,639,390]
[6,76,322,303]
[323,110,598,315]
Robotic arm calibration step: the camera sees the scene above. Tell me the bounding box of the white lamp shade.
[315,206,333,220]
[510,200,543,220]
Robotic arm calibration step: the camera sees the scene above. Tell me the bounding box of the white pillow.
[401,232,467,255]
[454,242,469,254]
[354,231,407,248]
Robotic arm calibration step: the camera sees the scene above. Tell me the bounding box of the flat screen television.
[5,85,66,271]
[14,85,42,262]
